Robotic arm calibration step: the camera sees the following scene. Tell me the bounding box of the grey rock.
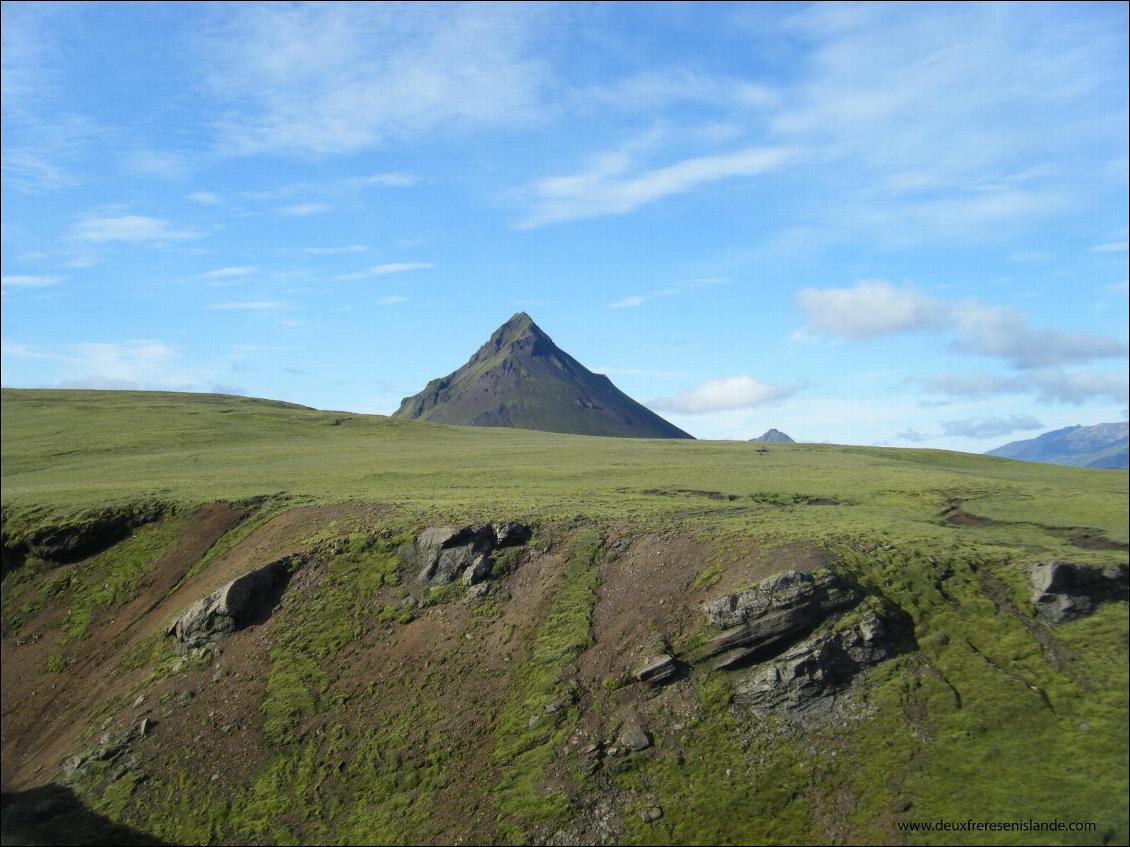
[461,553,493,586]
[635,654,678,685]
[695,570,862,668]
[61,754,88,779]
[493,521,532,547]
[733,604,894,712]
[618,724,651,752]
[1030,561,1129,623]
[641,807,664,823]
[463,582,493,602]
[410,524,495,584]
[167,558,292,649]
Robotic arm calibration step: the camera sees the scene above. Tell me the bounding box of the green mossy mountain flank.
[391,312,692,439]
[1,388,1127,845]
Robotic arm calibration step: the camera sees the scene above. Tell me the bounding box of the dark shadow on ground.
[1,784,169,846]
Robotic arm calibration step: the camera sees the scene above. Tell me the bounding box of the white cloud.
[279,203,333,217]
[609,295,646,309]
[650,375,793,414]
[1,274,61,289]
[188,191,223,205]
[380,295,408,305]
[520,145,791,227]
[926,369,1129,406]
[800,280,1127,368]
[199,3,553,156]
[608,288,678,309]
[940,415,1044,439]
[315,261,432,281]
[203,266,258,279]
[343,172,417,188]
[371,262,433,276]
[798,280,946,340]
[73,213,201,243]
[1091,240,1129,253]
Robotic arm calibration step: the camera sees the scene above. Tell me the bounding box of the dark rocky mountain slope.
[392,313,692,439]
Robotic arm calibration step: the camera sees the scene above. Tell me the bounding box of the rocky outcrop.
[400,521,531,586]
[695,570,862,669]
[167,556,296,649]
[635,654,678,685]
[732,600,894,711]
[696,570,899,712]
[1030,561,1129,623]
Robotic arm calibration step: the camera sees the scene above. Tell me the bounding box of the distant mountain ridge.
[987,422,1128,469]
[392,313,692,439]
[750,429,795,443]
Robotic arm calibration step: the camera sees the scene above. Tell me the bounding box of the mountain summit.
[392,313,692,439]
[750,428,795,443]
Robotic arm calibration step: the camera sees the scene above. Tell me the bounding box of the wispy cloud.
[926,369,1129,406]
[203,266,258,279]
[1091,240,1129,253]
[207,301,290,312]
[198,3,553,156]
[608,288,678,309]
[73,213,201,243]
[1,274,62,289]
[380,295,408,305]
[187,191,223,205]
[650,375,793,414]
[940,415,1044,439]
[336,262,433,280]
[279,203,333,217]
[799,280,1127,368]
[520,145,791,227]
[372,262,432,275]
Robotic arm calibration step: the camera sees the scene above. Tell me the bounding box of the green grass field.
[2,388,1127,846]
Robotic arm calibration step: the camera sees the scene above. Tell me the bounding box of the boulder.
[406,521,531,585]
[167,558,291,649]
[618,723,651,752]
[695,570,861,668]
[1030,561,1129,623]
[733,603,894,712]
[409,524,495,585]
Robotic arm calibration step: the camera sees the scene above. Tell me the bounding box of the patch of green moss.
[490,527,603,840]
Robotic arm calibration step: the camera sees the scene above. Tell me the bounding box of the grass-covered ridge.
[2,389,1125,546]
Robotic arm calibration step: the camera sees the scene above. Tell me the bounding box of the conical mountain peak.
[393,315,692,439]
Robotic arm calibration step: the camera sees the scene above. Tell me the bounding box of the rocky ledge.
[1029,561,1128,623]
[695,570,900,713]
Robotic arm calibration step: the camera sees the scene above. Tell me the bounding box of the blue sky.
[2,1,1127,449]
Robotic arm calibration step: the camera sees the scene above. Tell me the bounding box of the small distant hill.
[750,428,795,443]
[392,312,692,439]
[987,422,1128,469]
